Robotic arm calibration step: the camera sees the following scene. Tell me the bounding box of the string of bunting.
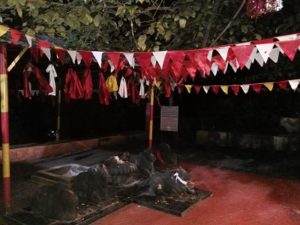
[180,79,300,95]
[1,24,300,82]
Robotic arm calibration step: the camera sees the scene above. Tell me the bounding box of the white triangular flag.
[108,60,115,72]
[151,55,156,67]
[288,79,300,91]
[19,90,24,96]
[68,50,77,64]
[245,58,252,70]
[254,52,264,67]
[216,46,229,61]
[269,47,280,63]
[153,51,167,69]
[92,51,103,68]
[207,49,213,61]
[203,85,210,94]
[276,34,297,42]
[211,63,218,76]
[241,84,250,94]
[76,52,82,65]
[250,47,257,63]
[123,53,135,67]
[46,64,57,96]
[118,77,128,98]
[235,42,251,46]
[41,47,51,61]
[256,43,274,63]
[25,35,33,48]
[139,79,145,98]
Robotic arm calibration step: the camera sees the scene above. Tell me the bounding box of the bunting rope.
[1,24,300,82]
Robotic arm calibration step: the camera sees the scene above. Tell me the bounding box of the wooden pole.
[7,47,27,72]
[148,85,154,148]
[0,42,11,212]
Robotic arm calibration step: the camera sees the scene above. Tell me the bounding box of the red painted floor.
[92,164,300,225]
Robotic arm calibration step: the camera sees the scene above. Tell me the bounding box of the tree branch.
[211,0,246,45]
[201,0,222,48]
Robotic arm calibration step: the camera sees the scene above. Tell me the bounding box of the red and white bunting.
[288,79,300,91]
[25,34,33,47]
[67,50,77,64]
[269,47,280,63]
[278,39,300,61]
[256,43,274,63]
[123,52,135,67]
[216,46,230,61]
[153,51,167,69]
[231,45,254,69]
[241,84,250,94]
[203,85,210,94]
[41,47,51,61]
[92,51,103,68]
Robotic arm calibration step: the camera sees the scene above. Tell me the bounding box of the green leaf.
[137,34,147,51]
[16,3,22,17]
[94,14,102,27]
[179,18,186,28]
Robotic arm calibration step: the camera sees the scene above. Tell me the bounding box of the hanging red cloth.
[82,69,93,99]
[22,63,53,98]
[64,68,84,100]
[22,68,32,99]
[127,79,139,104]
[98,72,110,105]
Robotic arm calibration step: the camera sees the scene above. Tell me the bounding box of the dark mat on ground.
[4,199,127,225]
[130,188,212,216]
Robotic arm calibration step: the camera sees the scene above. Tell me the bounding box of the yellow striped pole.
[148,85,154,148]
[0,42,11,211]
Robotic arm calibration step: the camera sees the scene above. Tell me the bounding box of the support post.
[148,85,154,148]
[56,80,62,141]
[0,42,11,212]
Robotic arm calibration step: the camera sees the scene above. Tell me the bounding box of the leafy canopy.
[1,0,300,51]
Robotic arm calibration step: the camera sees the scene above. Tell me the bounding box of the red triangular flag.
[106,52,121,71]
[167,51,186,79]
[251,83,262,94]
[10,29,22,45]
[82,69,93,99]
[30,47,42,62]
[79,51,93,67]
[252,38,274,45]
[184,60,197,80]
[230,85,240,96]
[55,48,67,64]
[277,80,288,90]
[188,50,211,77]
[194,85,201,94]
[135,52,153,79]
[231,45,254,69]
[177,84,184,95]
[278,40,300,61]
[37,40,51,48]
[211,85,219,95]
[212,55,226,74]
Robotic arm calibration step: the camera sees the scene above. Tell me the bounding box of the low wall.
[0,132,146,162]
[196,130,300,151]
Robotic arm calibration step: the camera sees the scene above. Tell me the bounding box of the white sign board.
[160,106,179,132]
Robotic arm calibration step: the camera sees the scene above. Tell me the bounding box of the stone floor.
[93,163,300,225]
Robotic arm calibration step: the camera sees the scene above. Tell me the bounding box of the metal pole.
[56,88,62,141]
[148,85,154,148]
[0,42,11,211]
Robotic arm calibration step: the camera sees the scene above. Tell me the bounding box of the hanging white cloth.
[139,78,145,99]
[118,77,128,98]
[46,64,58,96]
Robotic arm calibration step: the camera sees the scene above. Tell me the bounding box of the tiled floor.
[92,164,300,225]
